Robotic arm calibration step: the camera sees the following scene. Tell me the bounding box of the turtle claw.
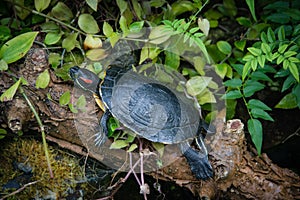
[94,131,106,146]
[183,147,213,180]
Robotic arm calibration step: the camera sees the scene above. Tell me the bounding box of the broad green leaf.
[242,61,252,80]
[215,63,229,79]
[251,108,274,121]
[0,79,21,102]
[197,89,216,104]
[62,32,78,52]
[223,78,242,88]
[129,21,144,33]
[131,0,143,20]
[78,14,99,34]
[245,0,257,21]
[165,51,180,70]
[59,91,71,106]
[86,48,107,61]
[277,55,285,65]
[84,35,102,49]
[0,32,38,64]
[127,144,138,152]
[51,2,73,22]
[288,62,299,82]
[248,99,272,111]
[236,17,252,27]
[152,142,165,157]
[278,44,288,54]
[284,51,297,58]
[278,26,285,41]
[243,81,265,97]
[282,75,295,92]
[222,90,242,99]
[197,18,210,36]
[119,15,129,36]
[103,22,114,37]
[35,0,50,12]
[186,76,212,96]
[48,53,61,69]
[86,0,98,11]
[68,103,78,113]
[217,41,232,55]
[36,69,50,89]
[247,119,262,155]
[76,95,87,110]
[193,56,206,75]
[0,128,7,139]
[149,25,172,44]
[251,71,272,82]
[110,140,128,149]
[139,46,161,64]
[116,0,128,14]
[250,58,258,71]
[267,28,275,43]
[261,43,271,54]
[275,93,297,109]
[191,37,211,64]
[234,40,246,51]
[257,55,266,67]
[292,84,300,108]
[247,47,261,56]
[0,59,8,71]
[44,32,62,45]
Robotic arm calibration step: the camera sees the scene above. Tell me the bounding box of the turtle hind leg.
[95,110,111,146]
[183,146,213,180]
[180,141,213,180]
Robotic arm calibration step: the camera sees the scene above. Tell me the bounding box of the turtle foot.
[183,147,213,180]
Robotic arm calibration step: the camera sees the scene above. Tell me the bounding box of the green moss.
[0,139,87,199]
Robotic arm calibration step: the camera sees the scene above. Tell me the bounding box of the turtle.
[69,64,214,180]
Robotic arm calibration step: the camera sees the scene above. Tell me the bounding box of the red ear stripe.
[80,77,93,84]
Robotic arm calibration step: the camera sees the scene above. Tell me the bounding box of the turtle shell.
[100,65,201,144]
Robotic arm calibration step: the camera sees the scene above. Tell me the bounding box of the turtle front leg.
[180,140,213,180]
[95,110,112,146]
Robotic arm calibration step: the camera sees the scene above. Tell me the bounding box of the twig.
[18,85,53,178]
[0,180,40,200]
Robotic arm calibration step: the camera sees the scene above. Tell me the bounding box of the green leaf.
[152,142,165,157]
[275,93,297,109]
[261,43,271,54]
[116,0,128,14]
[245,0,257,21]
[217,41,232,55]
[284,51,297,58]
[86,0,98,11]
[257,55,266,68]
[51,2,73,22]
[36,69,50,89]
[76,95,87,110]
[0,32,38,64]
[248,99,272,111]
[278,44,289,54]
[0,59,8,71]
[62,32,78,52]
[127,144,138,152]
[242,60,252,80]
[59,91,71,106]
[251,108,274,121]
[251,71,272,82]
[197,18,210,36]
[110,140,128,149]
[186,76,212,96]
[0,128,7,139]
[215,63,229,79]
[278,26,285,41]
[243,80,265,97]
[149,25,172,44]
[103,22,114,37]
[0,79,21,102]
[236,17,252,27]
[247,47,261,56]
[234,40,246,51]
[35,0,50,12]
[78,14,100,34]
[282,75,295,92]
[165,51,180,70]
[129,21,144,33]
[247,119,262,155]
[267,28,275,43]
[192,37,210,63]
[223,78,242,88]
[44,32,62,45]
[222,90,243,99]
[288,62,299,82]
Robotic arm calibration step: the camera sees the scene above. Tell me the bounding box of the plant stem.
[18,85,54,178]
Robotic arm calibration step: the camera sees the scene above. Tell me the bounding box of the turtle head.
[69,66,100,94]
